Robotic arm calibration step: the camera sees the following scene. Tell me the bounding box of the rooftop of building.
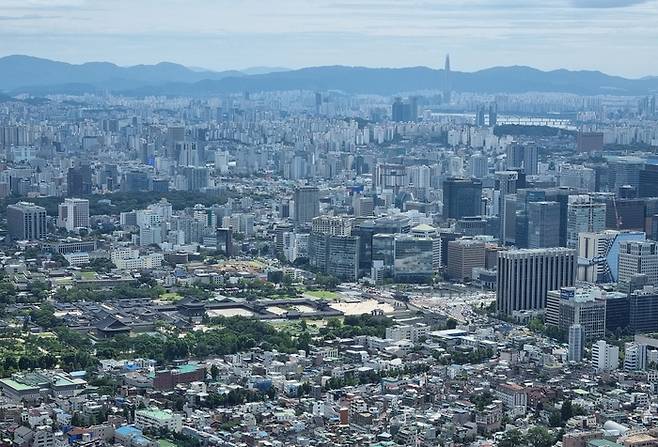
[136,407,174,421]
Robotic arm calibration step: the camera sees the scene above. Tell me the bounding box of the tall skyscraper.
[443,54,451,104]
[475,105,486,127]
[506,143,538,175]
[566,195,606,248]
[523,144,539,176]
[629,286,658,333]
[506,144,525,171]
[639,164,658,198]
[7,202,47,241]
[527,201,560,248]
[167,125,185,158]
[121,171,150,192]
[442,178,482,219]
[496,171,519,241]
[315,92,322,115]
[67,165,92,196]
[216,228,233,257]
[181,166,209,192]
[57,198,90,232]
[309,229,360,281]
[391,97,418,122]
[619,240,658,286]
[497,247,576,315]
[609,157,644,194]
[568,324,584,363]
[469,154,488,179]
[392,97,405,122]
[446,238,485,282]
[294,186,320,226]
[488,103,498,127]
[353,216,411,273]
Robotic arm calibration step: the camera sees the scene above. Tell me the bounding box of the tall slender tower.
[443,54,451,104]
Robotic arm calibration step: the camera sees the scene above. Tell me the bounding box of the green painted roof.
[137,408,173,421]
[176,364,200,374]
[588,440,623,447]
[0,378,38,391]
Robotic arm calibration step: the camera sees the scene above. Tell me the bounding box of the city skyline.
[1,2,658,446]
[0,0,657,77]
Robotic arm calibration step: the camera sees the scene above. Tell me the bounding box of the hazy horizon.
[2,53,658,80]
[0,0,657,78]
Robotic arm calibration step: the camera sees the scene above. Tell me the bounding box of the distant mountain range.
[1,55,657,97]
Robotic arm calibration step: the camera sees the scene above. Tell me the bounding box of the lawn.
[267,319,325,335]
[160,292,182,302]
[79,271,97,280]
[305,289,339,300]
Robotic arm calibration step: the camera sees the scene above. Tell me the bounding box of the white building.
[495,383,527,415]
[57,198,89,232]
[591,340,619,372]
[135,407,182,433]
[567,195,606,248]
[311,215,353,236]
[577,230,645,283]
[111,248,163,270]
[559,165,597,191]
[624,342,648,371]
[619,240,658,287]
[63,252,90,267]
[385,324,430,343]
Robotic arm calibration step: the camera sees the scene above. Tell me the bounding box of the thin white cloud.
[0,0,655,77]
[570,0,652,7]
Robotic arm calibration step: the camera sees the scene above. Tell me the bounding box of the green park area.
[305,289,340,300]
[160,292,183,302]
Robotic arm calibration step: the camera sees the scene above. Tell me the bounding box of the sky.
[0,0,657,78]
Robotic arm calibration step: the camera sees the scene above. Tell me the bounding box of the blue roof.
[116,426,142,436]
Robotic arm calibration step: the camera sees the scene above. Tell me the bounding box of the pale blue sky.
[0,0,656,77]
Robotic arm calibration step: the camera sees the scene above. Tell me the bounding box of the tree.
[548,409,563,427]
[315,274,340,291]
[29,304,62,330]
[498,429,524,447]
[470,390,494,411]
[446,318,458,329]
[561,399,573,422]
[71,413,82,427]
[528,317,544,333]
[210,364,219,381]
[282,274,294,287]
[526,427,555,447]
[0,279,17,305]
[84,258,115,274]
